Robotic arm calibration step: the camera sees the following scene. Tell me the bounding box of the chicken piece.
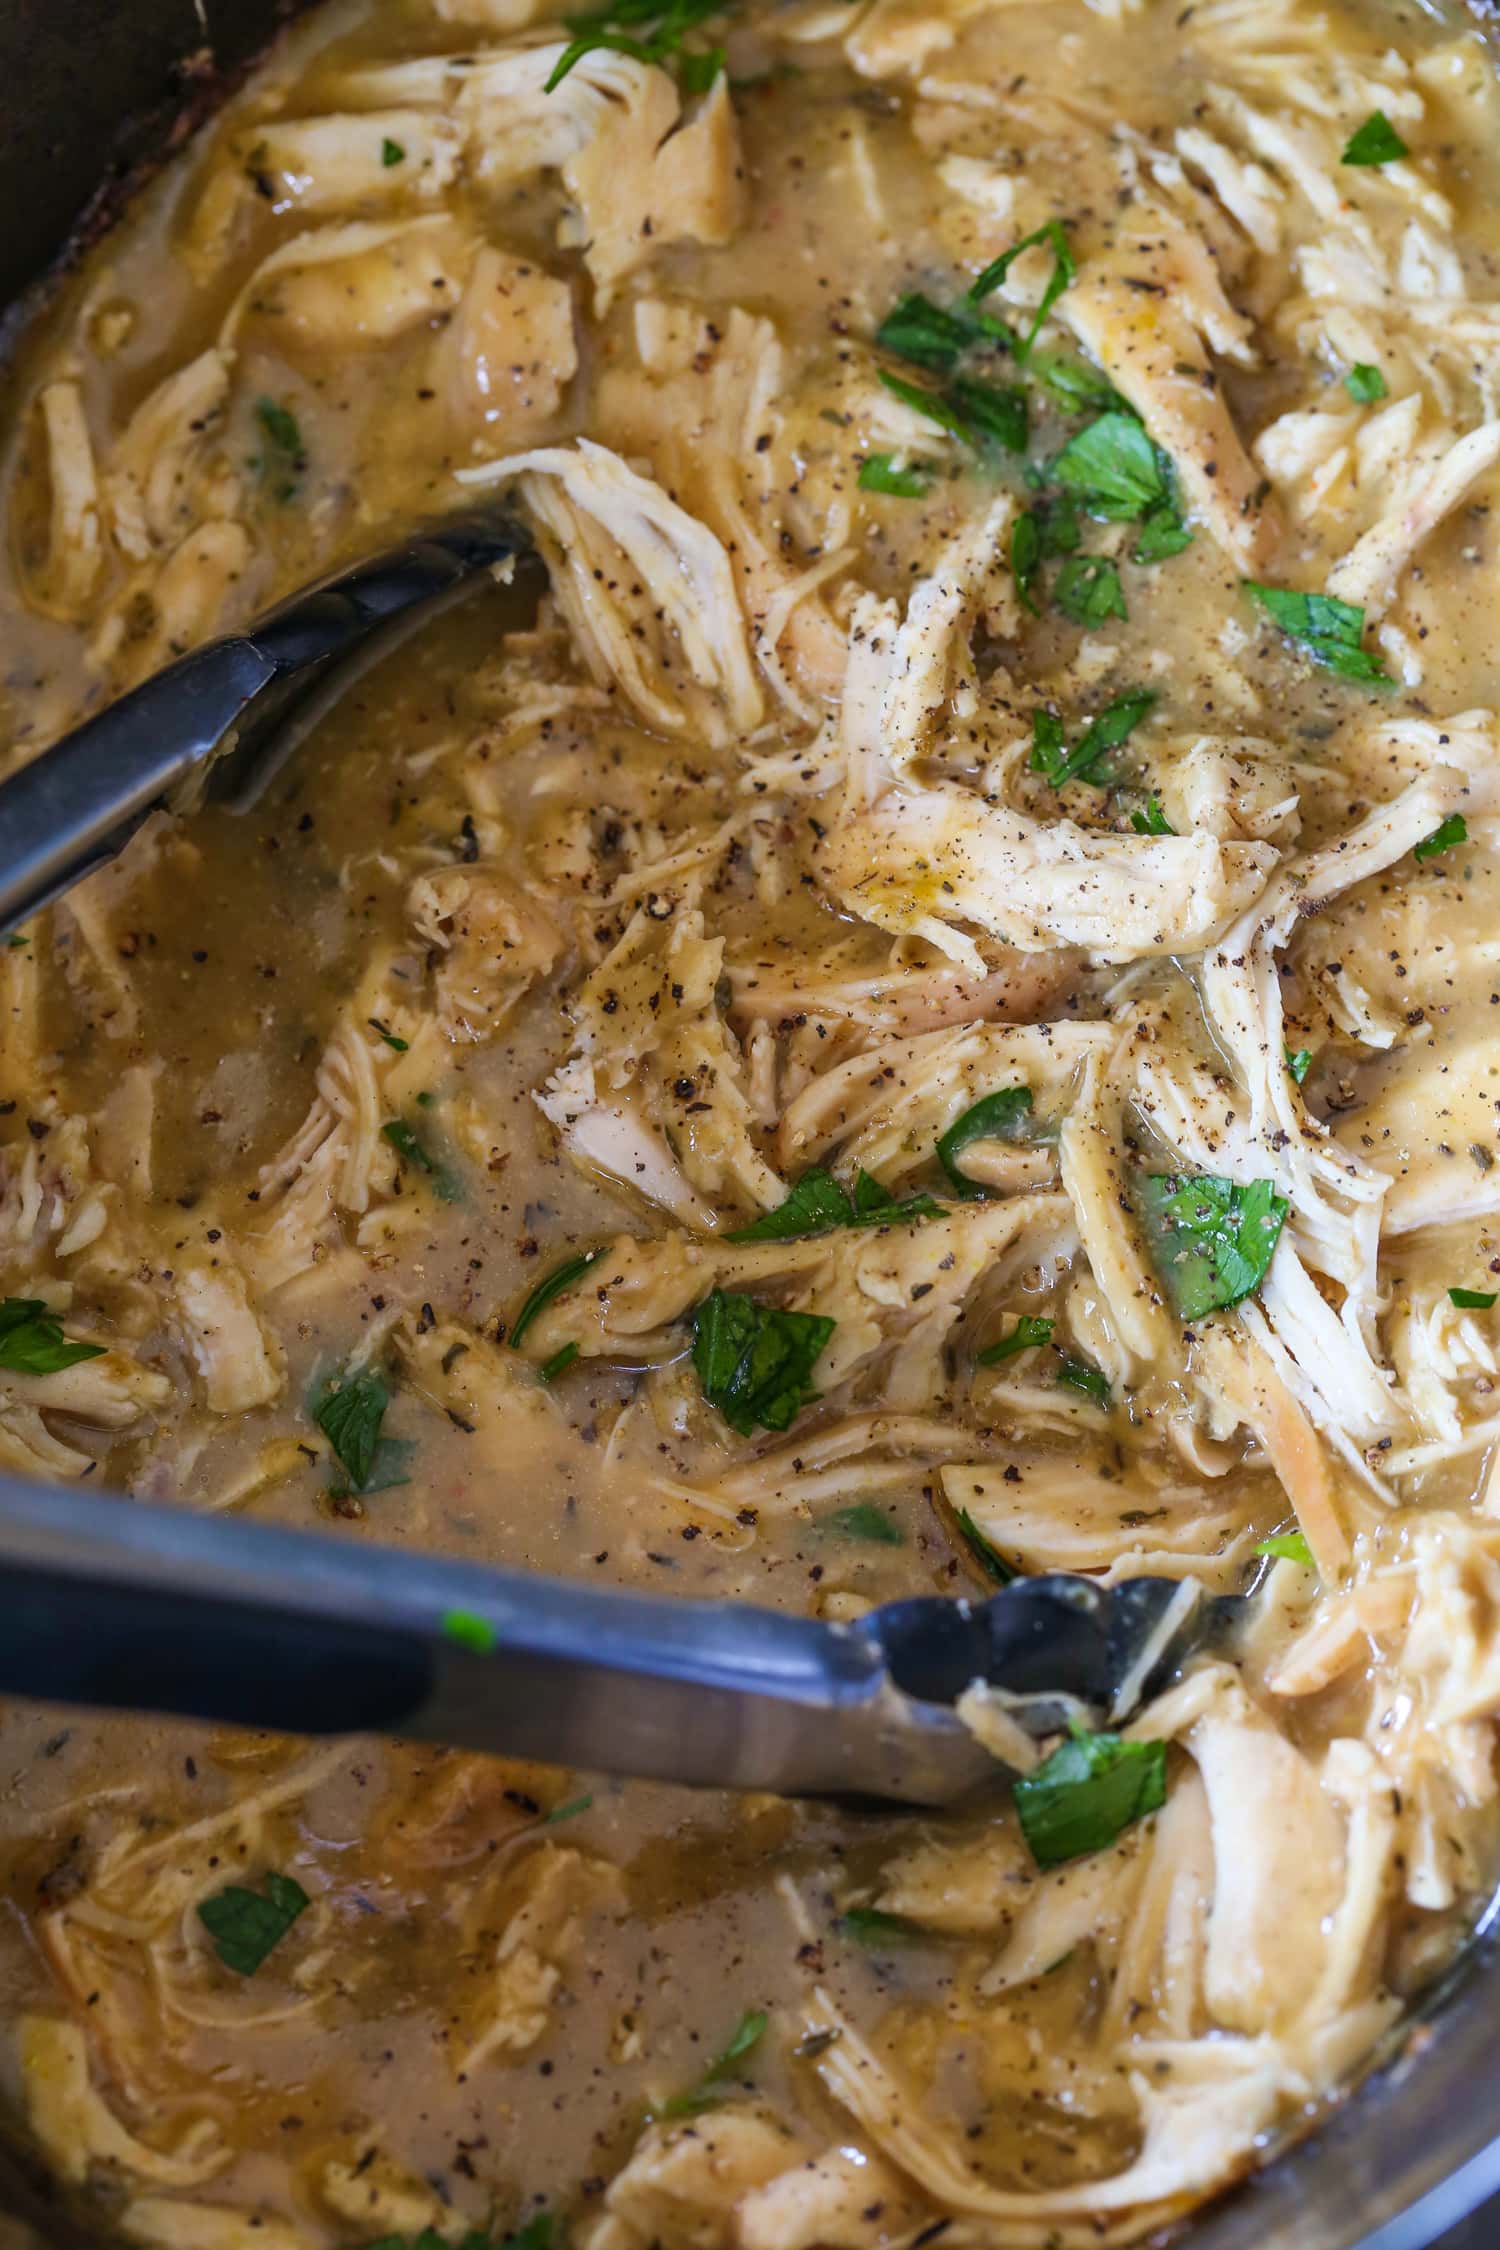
[246,1019,398,1290]
[1158,737,1300,846]
[537,907,781,1223]
[726,943,1072,1041]
[229,110,461,217]
[1061,216,1278,572]
[458,1844,627,2071]
[458,441,762,746]
[21,2017,226,2188]
[819,596,1276,969]
[174,1259,285,1415]
[601,2112,802,2250]
[943,1460,1255,1585]
[1327,418,1500,619]
[442,246,576,435]
[408,865,564,1041]
[735,2144,930,2250]
[23,380,103,619]
[120,2203,314,2250]
[872,1825,1030,1936]
[94,520,254,691]
[1,1347,171,1431]
[105,348,234,562]
[219,216,468,353]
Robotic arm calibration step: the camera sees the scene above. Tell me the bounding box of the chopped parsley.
[1254,1531,1315,1567]
[1011,511,1043,613]
[382,1119,460,1202]
[1342,109,1409,166]
[1046,411,1166,520]
[877,366,1029,455]
[368,1017,409,1052]
[690,1290,833,1437]
[1054,554,1126,626]
[1345,362,1387,403]
[0,1298,105,1376]
[858,453,932,498]
[253,397,306,502]
[966,219,1077,362]
[1244,582,1391,684]
[1450,1286,1498,1310]
[953,1506,1016,1584]
[826,1501,905,1544]
[1055,1354,1110,1408]
[1285,1045,1314,1084]
[198,1870,310,1976]
[875,290,992,372]
[538,1341,580,1383]
[1014,1725,1167,1868]
[547,1793,594,1823]
[508,1246,605,1350]
[1414,813,1467,862]
[977,1313,1055,1366]
[728,1166,941,1241]
[837,1905,923,1944]
[442,1608,497,1654]
[1131,795,1175,836]
[936,1086,1035,1197]
[545,0,727,92]
[313,1364,404,1495]
[653,2007,768,2118]
[1030,687,1157,790]
[1030,348,1124,415]
[1138,1173,1289,1321]
[1132,503,1195,562]
[381,136,406,165]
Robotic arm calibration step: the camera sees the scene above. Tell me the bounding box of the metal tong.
[0,1473,1220,1804]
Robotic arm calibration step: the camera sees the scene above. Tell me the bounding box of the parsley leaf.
[1285,1045,1313,1084]
[1054,554,1126,626]
[547,1793,594,1823]
[826,1501,904,1544]
[875,367,1027,454]
[1056,1354,1110,1407]
[967,220,1077,362]
[198,1870,310,1976]
[1031,688,1157,790]
[253,397,306,501]
[1047,411,1166,519]
[1342,109,1409,166]
[1138,1172,1288,1321]
[1414,813,1467,862]
[874,291,987,372]
[727,1167,941,1241]
[690,1291,833,1437]
[837,1906,924,1944]
[508,1246,605,1349]
[1030,348,1124,415]
[442,1608,497,1653]
[547,0,726,92]
[1345,362,1387,403]
[0,1299,105,1376]
[936,1087,1034,1198]
[368,1017,408,1052]
[977,1313,1055,1366]
[1245,582,1391,684]
[538,1342,579,1383]
[1450,1286,1498,1310]
[1132,501,1194,561]
[1014,1726,1167,1868]
[382,1118,460,1201]
[1131,795,1175,836]
[654,2008,768,2118]
[1255,1530,1315,1566]
[953,1507,1016,1584]
[1036,495,1081,555]
[1011,511,1043,614]
[858,454,931,498]
[381,136,406,166]
[313,1365,394,1494]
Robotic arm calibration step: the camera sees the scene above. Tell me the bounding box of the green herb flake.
[826,1501,904,1545]
[547,0,727,93]
[442,1607,497,1654]
[953,1507,1016,1585]
[538,1341,580,1383]
[547,1792,594,1823]
[858,453,931,498]
[937,1086,1034,1198]
[1131,795,1175,836]
[876,366,971,439]
[875,291,984,373]
[1054,554,1126,627]
[967,219,1077,362]
[1132,501,1194,562]
[253,397,306,501]
[508,1246,605,1351]
[368,1017,409,1052]
[1033,687,1157,791]
[1047,411,1166,521]
[198,1870,310,1976]
[690,1290,834,1438]
[1450,1286,1498,1310]
[1345,362,1387,403]
[1414,813,1467,862]
[1342,109,1410,166]
[1055,1355,1111,1408]
[381,136,406,165]
[837,1905,924,1944]
[728,1166,941,1242]
[947,372,1029,453]
[1011,511,1043,614]
[654,2007,768,2118]
[977,1314,1055,1366]
[1014,1726,1167,1869]
[0,1298,105,1376]
[1030,348,1123,416]
[677,43,723,90]
[1285,1045,1313,1085]
[313,1365,400,1495]
[1254,1531,1315,1567]
[382,1118,460,1202]
[1245,581,1391,685]
[1138,1172,1289,1322]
